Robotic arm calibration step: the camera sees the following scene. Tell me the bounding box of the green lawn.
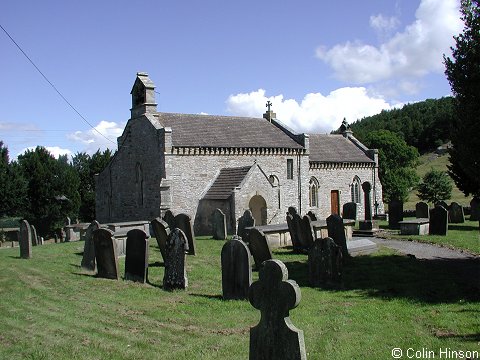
[0,237,478,359]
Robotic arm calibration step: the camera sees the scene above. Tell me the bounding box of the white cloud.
[18,146,72,159]
[316,0,463,91]
[369,14,400,35]
[68,120,124,154]
[226,88,398,133]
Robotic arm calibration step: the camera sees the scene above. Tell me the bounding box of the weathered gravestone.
[249,259,306,360]
[436,201,449,222]
[429,206,448,236]
[150,218,169,262]
[124,229,149,283]
[470,198,480,221]
[93,228,119,280]
[163,210,176,230]
[19,219,32,259]
[212,208,227,240]
[416,202,429,219]
[174,213,196,255]
[221,235,252,300]
[388,200,404,229]
[237,210,255,240]
[306,211,317,221]
[342,202,357,221]
[248,228,272,269]
[449,202,465,223]
[163,228,189,290]
[327,214,349,258]
[286,213,302,252]
[81,220,100,272]
[301,215,315,249]
[30,225,38,246]
[292,213,310,250]
[308,237,342,288]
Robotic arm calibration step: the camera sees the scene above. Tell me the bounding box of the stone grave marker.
[162,210,176,230]
[221,235,252,300]
[416,202,429,219]
[93,228,119,280]
[301,215,315,249]
[150,218,169,262]
[308,237,342,288]
[212,208,227,240]
[30,224,38,246]
[342,202,357,221]
[19,219,32,259]
[470,198,480,221]
[429,206,448,236]
[163,228,189,290]
[286,213,302,252]
[81,220,99,272]
[306,211,317,221]
[359,181,376,230]
[174,213,196,255]
[449,202,465,223]
[237,210,255,240]
[292,213,309,250]
[124,229,149,283]
[249,259,306,360]
[327,214,349,258]
[248,228,272,269]
[388,200,404,229]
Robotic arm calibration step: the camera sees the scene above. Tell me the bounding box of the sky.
[0,0,464,160]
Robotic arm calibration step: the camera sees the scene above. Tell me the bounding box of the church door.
[330,190,340,215]
[249,195,267,226]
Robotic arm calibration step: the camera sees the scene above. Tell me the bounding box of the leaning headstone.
[19,219,32,259]
[436,201,449,210]
[150,218,169,262]
[429,206,448,236]
[174,213,196,255]
[248,228,272,269]
[163,228,189,290]
[221,235,252,300]
[388,200,404,229]
[449,202,465,223]
[93,228,119,280]
[470,198,480,221]
[81,221,99,272]
[286,213,302,252]
[249,259,306,360]
[342,202,357,221]
[327,214,349,258]
[416,202,429,219]
[212,208,227,240]
[237,210,255,240]
[292,213,309,250]
[301,215,315,249]
[163,210,176,230]
[308,237,342,288]
[306,211,317,221]
[124,229,149,283]
[30,225,38,246]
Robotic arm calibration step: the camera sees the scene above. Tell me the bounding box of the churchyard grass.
[0,237,478,359]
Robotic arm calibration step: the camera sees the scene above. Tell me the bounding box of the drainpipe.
[297,152,302,212]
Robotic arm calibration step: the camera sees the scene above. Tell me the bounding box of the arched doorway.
[249,195,267,225]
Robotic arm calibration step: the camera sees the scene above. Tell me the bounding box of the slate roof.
[156,113,304,149]
[203,166,252,200]
[308,134,374,163]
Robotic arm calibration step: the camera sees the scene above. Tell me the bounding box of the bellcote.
[130,72,157,118]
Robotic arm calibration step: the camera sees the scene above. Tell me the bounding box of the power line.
[0,23,117,145]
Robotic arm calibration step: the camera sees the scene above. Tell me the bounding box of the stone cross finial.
[249,259,306,360]
[266,101,272,112]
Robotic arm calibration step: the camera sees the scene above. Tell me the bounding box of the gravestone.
[429,206,448,236]
[306,211,317,221]
[292,213,309,250]
[286,213,302,252]
[221,235,252,300]
[342,202,357,221]
[249,259,306,360]
[436,201,449,210]
[163,210,176,230]
[248,228,272,269]
[327,214,349,258]
[174,213,196,255]
[150,218,169,262]
[359,182,376,230]
[19,219,32,259]
[81,220,100,272]
[301,215,315,249]
[237,210,255,240]
[449,202,465,223]
[416,202,429,219]
[212,208,227,240]
[388,200,404,229]
[93,228,119,280]
[163,228,189,290]
[30,225,38,246]
[124,229,149,283]
[308,237,342,288]
[470,198,480,221]
[38,237,44,245]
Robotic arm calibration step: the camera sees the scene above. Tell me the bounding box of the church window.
[309,177,319,207]
[287,159,294,179]
[351,176,361,203]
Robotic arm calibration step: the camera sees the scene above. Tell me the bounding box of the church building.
[95,72,384,235]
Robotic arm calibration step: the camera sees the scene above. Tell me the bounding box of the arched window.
[309,177,319,207]
[351,176,361,204]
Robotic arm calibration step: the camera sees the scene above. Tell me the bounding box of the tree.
[444,0,480,197]
[417,169,453,204]
[363,130,419,203]
[0,141,27,217]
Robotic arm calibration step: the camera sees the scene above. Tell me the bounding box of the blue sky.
[0,0,463,159]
